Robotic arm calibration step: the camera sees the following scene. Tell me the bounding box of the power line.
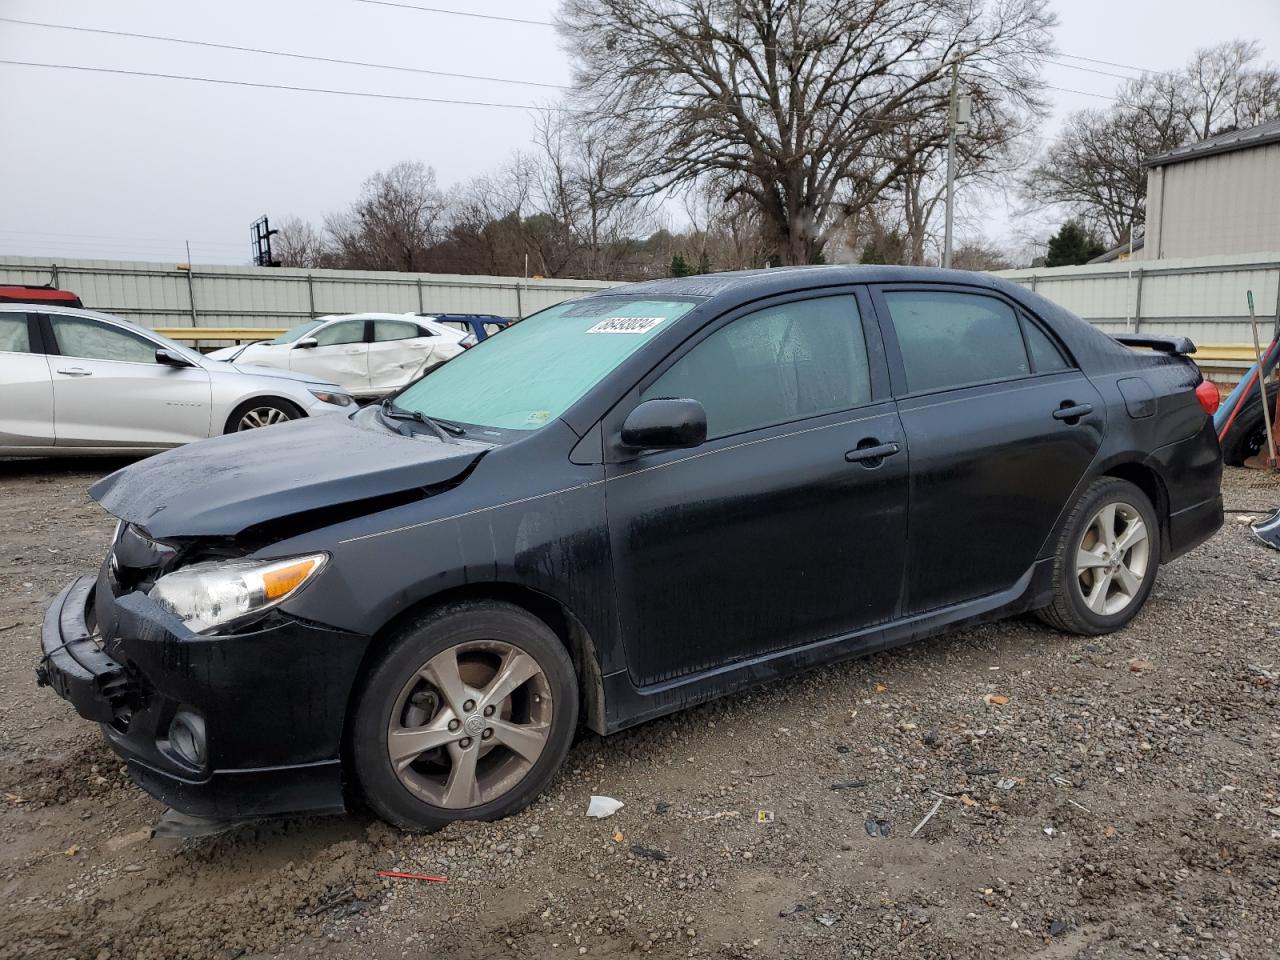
[353,0,1156,79]
[1054,51,1157,74]
[353,0,555,27]
[0,59,933,126]
[1043,84,1117,102]
[0,59,566,111]
[0,16,568,91]
[4,11,1137,108]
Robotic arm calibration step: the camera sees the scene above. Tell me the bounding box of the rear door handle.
[845,441,901,465]
[1053,402,1093,421]
[56,367,92,377]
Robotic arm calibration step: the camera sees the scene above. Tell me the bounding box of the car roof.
[580,264,1130,369]
[318,312,431,322]
[586,264,1030,304]
[0,302,145,326]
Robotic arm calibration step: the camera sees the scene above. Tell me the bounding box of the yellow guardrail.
[154,327,286,342]
[1192,343,1256,363]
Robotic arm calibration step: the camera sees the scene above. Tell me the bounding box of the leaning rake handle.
[376,870,448,883]
[1247,289,1277,468]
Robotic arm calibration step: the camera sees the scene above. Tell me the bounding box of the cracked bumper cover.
[38,575,370,820]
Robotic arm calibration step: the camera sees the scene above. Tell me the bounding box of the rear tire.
[1220,389,1269,465]
[224,397,302,433]
[350,601,578,832]
[1037,477,1160,635]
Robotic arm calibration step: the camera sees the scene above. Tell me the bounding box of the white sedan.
[207,313,467,398]
[0,304,354,457]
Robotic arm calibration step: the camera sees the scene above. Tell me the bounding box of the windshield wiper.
[379,399,463,442]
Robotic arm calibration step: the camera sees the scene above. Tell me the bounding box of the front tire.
[224,397,302,433]
[1037,477,1160,635]
[350,601,578,832]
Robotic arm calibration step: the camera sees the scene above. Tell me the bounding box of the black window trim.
[868,282,1078,400]
[601,284,891,460]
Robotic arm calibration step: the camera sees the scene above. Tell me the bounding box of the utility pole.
[943,58,970,270]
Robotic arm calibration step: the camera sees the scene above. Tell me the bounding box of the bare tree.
[273,216,330,268]
[558,0,1054,265]
[1027,39,1279,244]
[440,156,538,275]
[1026,106,1180,245]
[1176,40,1280,139]
[529,112,654,279]
[325,161,449,271]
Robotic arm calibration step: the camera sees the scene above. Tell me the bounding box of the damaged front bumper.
[37,574,369,821]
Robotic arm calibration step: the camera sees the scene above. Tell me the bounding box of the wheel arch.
[1096,457,1172,561]
[222,394,307,434]
[345,582,608,742]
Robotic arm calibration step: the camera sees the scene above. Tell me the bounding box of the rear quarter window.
[0,313,32,353]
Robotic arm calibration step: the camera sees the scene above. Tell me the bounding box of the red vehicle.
[0,284,83,308]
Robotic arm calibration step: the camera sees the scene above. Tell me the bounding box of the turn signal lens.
[262,556,324,601]
[1195,380,1220,415]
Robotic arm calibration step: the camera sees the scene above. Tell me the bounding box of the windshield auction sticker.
[586,316,668,334]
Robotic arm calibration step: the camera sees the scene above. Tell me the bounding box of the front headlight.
[148,554,327,635]
[308,387,354,407]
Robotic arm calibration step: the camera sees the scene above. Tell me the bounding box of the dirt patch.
[1,457,1278,959]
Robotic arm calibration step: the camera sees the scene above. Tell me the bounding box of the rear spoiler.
[1111,333,1197,356]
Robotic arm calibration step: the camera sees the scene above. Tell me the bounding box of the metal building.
[1144,119,1280,260]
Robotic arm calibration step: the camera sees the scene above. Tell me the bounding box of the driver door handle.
[57,367,92,377]
[1053,402,1093,421]
[845,441,901,465]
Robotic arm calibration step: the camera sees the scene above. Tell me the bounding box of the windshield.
[268,319,326,344]
[393,297,698,431]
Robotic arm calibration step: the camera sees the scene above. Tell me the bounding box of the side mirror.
[155,348,193,368]
[620,398,707,451]
[294,337,319,349]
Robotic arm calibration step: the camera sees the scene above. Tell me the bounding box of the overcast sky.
[1,0,1277,265]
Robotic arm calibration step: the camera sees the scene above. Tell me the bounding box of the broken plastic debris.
[1250,507,1280,549]
[756,809,774,824]
[816,915,839,927]
[983,694,1010,706]
[864,818,892,837]
[996,777,1018,791]
[830,779,867,791]
[586,795,624,818]
[630,845,670,861]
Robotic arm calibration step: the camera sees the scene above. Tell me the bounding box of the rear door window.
[0,313,32,353]
[882,291,1029,393]
[373,319,424,342]
[642,295,871,439]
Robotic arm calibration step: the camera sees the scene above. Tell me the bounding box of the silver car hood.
[203,358,336,388]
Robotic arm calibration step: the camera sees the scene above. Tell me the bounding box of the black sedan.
[38,266,1223,831]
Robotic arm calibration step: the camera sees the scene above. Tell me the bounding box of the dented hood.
[90,413,492,539]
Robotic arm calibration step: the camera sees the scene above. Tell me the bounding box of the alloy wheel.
[386,640,553,809]
[1074,501,1151,616]
[237,406,291,430]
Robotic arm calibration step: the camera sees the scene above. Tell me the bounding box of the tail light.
[1195,380,1220,415]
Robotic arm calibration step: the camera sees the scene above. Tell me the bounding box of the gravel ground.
[1,458,1278,960]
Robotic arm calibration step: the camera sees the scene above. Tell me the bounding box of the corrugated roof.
[1146,118,1280,167]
